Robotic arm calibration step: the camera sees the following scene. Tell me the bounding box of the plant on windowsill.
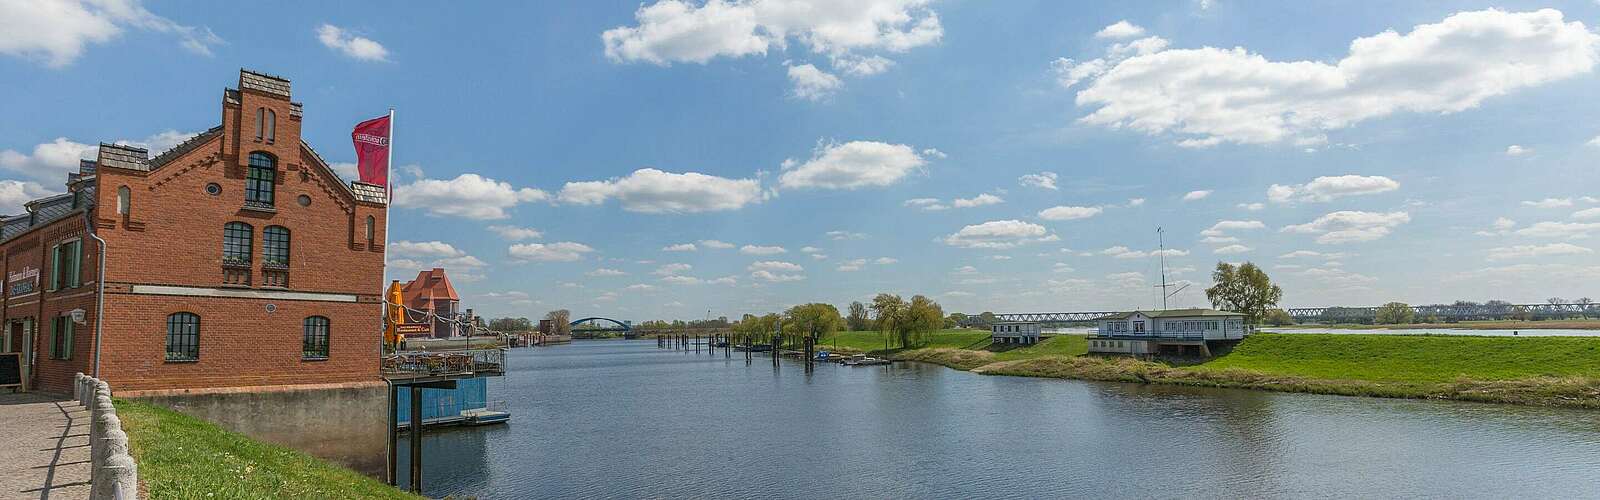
[302,353,329,361]
[164,353,198,363]
[262,261,289,271]
[242,200,277,213]
[222,258,252,269]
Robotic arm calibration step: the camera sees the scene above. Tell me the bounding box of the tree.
[976,312,998,329]
[1375,302,1415,324]
[870,293,944,348]
[784,303,843,347]
[1204,262,1282,325]
[544,310,571,336]
[1263,309,1294,326]
[846,301,872,331]
[489,317,534,332]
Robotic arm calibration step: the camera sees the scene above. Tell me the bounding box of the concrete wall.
[125,381,388,477]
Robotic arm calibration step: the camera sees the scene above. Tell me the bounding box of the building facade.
[1,69,389,394]
[990,321,1043,345]
[399,268,464,339]
[1087,309,1247,357]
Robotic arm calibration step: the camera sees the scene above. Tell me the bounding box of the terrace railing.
[382,348,505,379]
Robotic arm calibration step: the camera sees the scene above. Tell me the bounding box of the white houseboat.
[1088,308,1247,357]
[990,321,1044,345]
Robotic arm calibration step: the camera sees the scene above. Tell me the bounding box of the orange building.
[399,268,464,339]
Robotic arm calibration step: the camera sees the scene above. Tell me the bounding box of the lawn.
[817,329,992,353]
[1193,333,1600,383]
[1293,319,1600,330]
[115,399,416,499]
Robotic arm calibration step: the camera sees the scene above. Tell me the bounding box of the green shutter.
[64,319,73,360]
[49,244,61,291]
[68,241,82,288]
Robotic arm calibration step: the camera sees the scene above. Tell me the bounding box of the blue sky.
[2,1,1599,321]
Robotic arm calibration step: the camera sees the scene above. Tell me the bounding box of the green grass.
[1194,333,1600,383]
[881,331,1600,407]
[115,399,416,499]
[818,329,992,353]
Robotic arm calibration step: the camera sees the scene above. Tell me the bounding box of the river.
[399,340,1600,499]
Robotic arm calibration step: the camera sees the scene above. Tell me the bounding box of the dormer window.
[246,152,276,207]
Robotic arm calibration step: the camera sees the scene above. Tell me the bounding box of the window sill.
[240,203,277,214]
[164,358,198,364]
[301,356,329,362]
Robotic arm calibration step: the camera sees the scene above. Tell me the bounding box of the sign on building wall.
[396,323,431,335]
[7,267,38,296]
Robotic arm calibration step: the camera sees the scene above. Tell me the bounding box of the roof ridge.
[148,126,223,169]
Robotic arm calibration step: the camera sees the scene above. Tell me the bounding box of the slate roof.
[148,126,222,169]
[224,88,240,105]
[97,143,150,171]
[239,69,291,98]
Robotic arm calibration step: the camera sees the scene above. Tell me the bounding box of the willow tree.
[784,303,843,348]
[870,293,945,348]
[1204,262,1281,325]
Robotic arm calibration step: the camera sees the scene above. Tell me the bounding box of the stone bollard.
[96,380,111,400]
[92,397,116,476]
[74,374,83,404]
[97,453,138,500]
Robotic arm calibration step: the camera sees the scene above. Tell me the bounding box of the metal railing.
[382,348,505,378]
[1095,329,1206,339]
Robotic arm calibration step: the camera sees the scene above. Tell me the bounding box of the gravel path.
[0,392,92,499]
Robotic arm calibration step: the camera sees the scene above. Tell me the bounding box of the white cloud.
[1052,262,1074,273]
[507,242,595,262]
[952,265,978,274]
[0,137,97,181]
[559,168,761,213]
[904,198,946,210]
[1505,144,1532,156]
[1018,172,1059,190]
[1494,217,1518,230]
[834,54,895,76]
[788,63,843,101]
[740,244,787,255]
[393,173,549,220]
[1588,135,1600,147]
[952,193,1004,208]
[799,246,822,253]
[587,268,628,277]
[601,0,942,65]
[942,220,1052,249]
[778,140,930,190]
[1213,244,1252,255]
[1278,250,1349,260]
[653,263,693,276]
[1299,267,1378,287]
[1095,20,1145,39]
[1238,202,1264,211]
[1282,211,1410,244]
[874,257,898,264]
[662,243,698,252]
[750,270,806,282]
[836,259,866,272]
[1182,190,1211,201]
[625,283,657,292]
[660,275,704,285]
[1573,208,1600,220]
[749,261,805,282]
[389,241,465,258]
[1267,175,1400,203]
[1038,205,1103,221]
[1204,220,1266,233]
[0,180,56,213]
[1522,197,1573,208]
[487,225,543,241]
[698,239,735,249]
[749,261,802,272]
[1065,9,1600,146]
[1127,198,1146,207]
[0,0,222,67]
[1103,246,1189,259]
[1515,221,1600,239]
[1487,243,1592,260]
[316,24,388,62]
[826,230,867,240]
[1200,236,1239,244]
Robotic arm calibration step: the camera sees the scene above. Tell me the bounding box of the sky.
[2,0,1599,322]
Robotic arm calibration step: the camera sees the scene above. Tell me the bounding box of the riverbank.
[114,399,416,499]
[1298,319,1600,330]
[864,331,1600,408]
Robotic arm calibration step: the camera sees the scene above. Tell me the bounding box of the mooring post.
[409,386,424,494]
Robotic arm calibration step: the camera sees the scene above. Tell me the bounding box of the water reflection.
[402,340,1600,499]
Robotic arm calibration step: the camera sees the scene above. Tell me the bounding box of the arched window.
[116,186,130,215]
[223,222,253,265]
[255,108,265,140]
[263,226,290,267]
[246,152,276,206]
[266,109,276,142]
[365,215,376,245]
[166,312,200,361]
[303,316,330,359]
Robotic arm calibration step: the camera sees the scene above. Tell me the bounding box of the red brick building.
[399,268,464,339]
[1,69,389,394]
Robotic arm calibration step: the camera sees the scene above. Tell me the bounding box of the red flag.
[351,115,391,186]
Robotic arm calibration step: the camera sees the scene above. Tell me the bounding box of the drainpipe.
[84,211,107,379]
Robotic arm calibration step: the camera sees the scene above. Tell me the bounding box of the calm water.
[399,340,1600,499]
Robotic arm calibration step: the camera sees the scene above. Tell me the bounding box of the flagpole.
[381,107,395,348]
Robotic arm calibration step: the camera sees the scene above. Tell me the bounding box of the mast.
[1158,227,1169,310]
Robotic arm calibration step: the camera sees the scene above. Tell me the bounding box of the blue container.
[396,377,488,425]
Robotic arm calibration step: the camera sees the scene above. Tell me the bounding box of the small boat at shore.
[841,354,891,366]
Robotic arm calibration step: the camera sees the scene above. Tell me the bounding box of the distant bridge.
[570,317,631,332]
[996,303,1598,324]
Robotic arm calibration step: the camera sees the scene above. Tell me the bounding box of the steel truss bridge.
[996,303,1599,324]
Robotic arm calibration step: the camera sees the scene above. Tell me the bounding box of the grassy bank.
[115,399,416,499]
[1289,319,1600,330]
[886,332,1600,408]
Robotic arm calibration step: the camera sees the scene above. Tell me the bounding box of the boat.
[841,354,891,366]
